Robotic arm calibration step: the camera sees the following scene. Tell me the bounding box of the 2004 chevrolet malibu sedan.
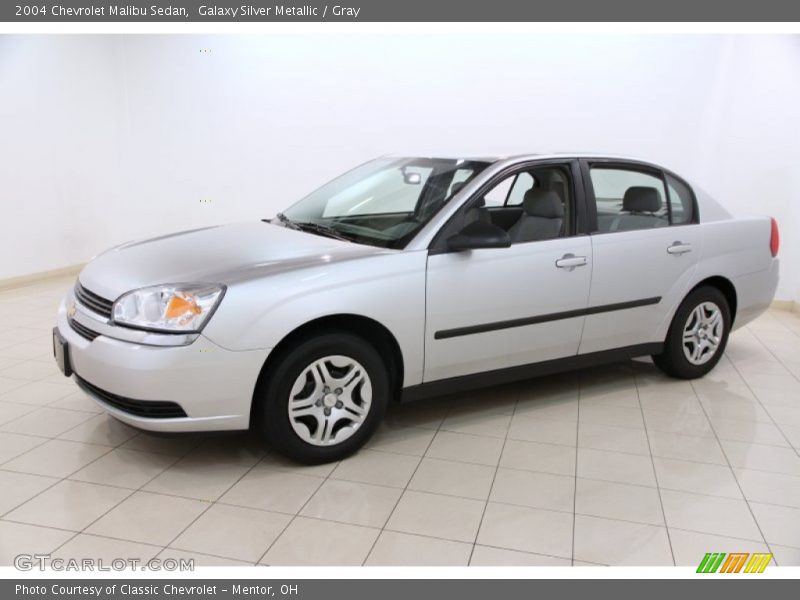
[54,154,780,463]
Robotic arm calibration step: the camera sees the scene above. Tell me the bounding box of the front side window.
[590,167,669,233]
[481,172,536,207]
[461,165,572,244]
[281,157,490,248]
[506,172,535,206]
[483,177,514,207]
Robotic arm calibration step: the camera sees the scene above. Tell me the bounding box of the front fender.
[201,251,428,387]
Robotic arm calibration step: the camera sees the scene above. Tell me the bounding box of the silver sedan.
[54,154,780,462]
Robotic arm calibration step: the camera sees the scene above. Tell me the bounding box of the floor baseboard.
[0,264,84,292]
[770,299,799,313]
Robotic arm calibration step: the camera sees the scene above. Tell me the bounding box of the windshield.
[279,157,491,248]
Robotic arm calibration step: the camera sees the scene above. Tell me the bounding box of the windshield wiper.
[291,221,355,242]
[271,213,354,242]
[273,212,300,230]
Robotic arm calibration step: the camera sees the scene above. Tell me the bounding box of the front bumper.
[56,296,270,432]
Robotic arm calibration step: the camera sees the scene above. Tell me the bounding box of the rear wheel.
[653,286,731,379]
[254,332,389,464]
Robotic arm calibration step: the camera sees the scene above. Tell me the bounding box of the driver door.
[423,161,593,382]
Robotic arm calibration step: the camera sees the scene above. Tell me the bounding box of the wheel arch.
[690,276,738,325]
[251,313,405,421]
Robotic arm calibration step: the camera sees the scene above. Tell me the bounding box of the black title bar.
[3,0,800,22]
[4,579,799,600]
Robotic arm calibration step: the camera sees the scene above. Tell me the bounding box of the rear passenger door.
[578,160,703,354]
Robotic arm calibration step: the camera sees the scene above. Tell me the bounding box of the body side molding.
[434,296,662,340]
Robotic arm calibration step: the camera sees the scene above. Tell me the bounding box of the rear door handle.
[667,241,692,255]
[555,254,588,271]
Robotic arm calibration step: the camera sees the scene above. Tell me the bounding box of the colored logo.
[697,552,773,573]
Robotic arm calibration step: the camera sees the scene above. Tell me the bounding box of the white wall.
[1,34,798,300]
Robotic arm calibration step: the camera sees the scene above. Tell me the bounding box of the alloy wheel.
[682,301,724,366]
[287,355,372,446]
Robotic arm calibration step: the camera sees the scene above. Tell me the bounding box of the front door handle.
[667,241,692,255]
[555,254,588,271]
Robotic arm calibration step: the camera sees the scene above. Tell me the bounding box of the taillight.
[770,217,780,257]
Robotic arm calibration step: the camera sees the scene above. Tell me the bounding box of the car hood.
[78,221,389,301]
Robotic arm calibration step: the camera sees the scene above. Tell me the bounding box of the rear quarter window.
[666,174,696,224]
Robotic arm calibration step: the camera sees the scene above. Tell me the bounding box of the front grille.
[74,283,114,319]
[68,318,100,342]
[75,376,188,419]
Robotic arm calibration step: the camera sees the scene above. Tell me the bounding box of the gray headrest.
[523,189,564,218]
[623,186,661,213]
[534,170,556,190]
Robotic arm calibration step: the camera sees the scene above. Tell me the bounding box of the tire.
[652,285,731,379]
[254,331,389,464]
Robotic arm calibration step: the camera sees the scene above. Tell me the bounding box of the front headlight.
[112,284,225,333]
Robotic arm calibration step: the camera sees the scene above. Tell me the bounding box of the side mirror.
[447,220,511,251]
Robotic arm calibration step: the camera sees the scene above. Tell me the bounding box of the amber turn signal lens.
[165,294,202,321]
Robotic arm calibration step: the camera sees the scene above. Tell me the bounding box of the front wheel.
[652,286,731,379]
[254,332,389,464]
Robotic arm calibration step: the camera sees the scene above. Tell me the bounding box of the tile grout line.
[5,508,786,558]
[42,470,799,524]
[465,389,519,566]
[153,443,291,567]
[46,433,209,557]
[6,400,792,548]
[361,405,450,566]
[0,434,54,475]
[375,400,794,445]
[362,428,797,472]
[2,513,618,566]
[253,448,348,567]
[690,378,776,556]
[632,362,676,566]
[9,471,785,543]
[0,392,100,437]
[0,434,121,522]
[13,442,798,524]
[570,377,582,566]
[731,328,800,459]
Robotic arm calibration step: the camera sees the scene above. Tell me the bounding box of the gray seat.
[448,181,490,226]
[508,189,564,243]
[533,169,566,203]
[464,196,491,225]
[611,186,667,231]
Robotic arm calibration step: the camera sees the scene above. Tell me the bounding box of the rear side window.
[590,167,668,233]
[666,174,696,225]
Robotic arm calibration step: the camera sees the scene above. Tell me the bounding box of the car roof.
[387,153,691,189]
[389,152,665,165]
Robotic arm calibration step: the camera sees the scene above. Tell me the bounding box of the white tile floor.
[1,276,799,566]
